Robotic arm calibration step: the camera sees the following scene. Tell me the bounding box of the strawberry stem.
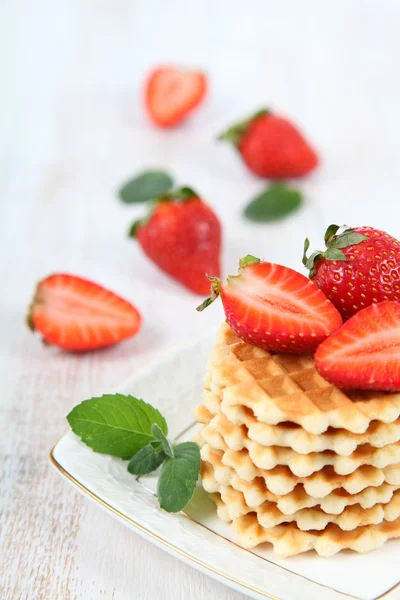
[196,277,221,312]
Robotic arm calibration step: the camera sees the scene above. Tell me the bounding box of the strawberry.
[130,187,221,295]
[303,224,400,320]
[144,66,207,127]
[197,255,342,353]
[219,109,318,178]
[27,274,142,351]
[315,301,400,391]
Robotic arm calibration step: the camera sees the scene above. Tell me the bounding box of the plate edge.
[48,443,280,600]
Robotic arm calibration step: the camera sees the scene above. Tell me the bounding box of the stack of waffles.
[194,322,400,557]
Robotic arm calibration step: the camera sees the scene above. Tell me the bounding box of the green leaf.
[67,394,168,459]
[127,442,167,475]
[151,423,174,458]
[243,182,303,222]
[119,171,174,204]
[157,442,200,513]
[330,231,368,249]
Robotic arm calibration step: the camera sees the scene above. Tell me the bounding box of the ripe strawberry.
[130,187,221,295]
[27,274,142,351]
[315,301,400,391]
[144,66,207,127]
[197,255,342,353]
[219,109,318,178]
[303,225,400,320]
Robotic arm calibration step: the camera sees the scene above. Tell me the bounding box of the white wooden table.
[2,1,400,598]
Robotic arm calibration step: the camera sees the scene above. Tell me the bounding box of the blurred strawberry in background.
[219,108,319,178]
[144,66,208,127]
[129,186,221,294]
[27,274,142,351]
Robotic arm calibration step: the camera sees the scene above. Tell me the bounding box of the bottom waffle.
[210,493,400,557]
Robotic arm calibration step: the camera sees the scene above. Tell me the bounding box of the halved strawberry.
[27,274,142,351]
[197,255,342,353]
[145,66,207,127]
[315,301,400,390]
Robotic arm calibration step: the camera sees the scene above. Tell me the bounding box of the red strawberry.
[219,109,318,178]
[197,255,342,353]
[27,274,142,351]
[315,301,400,391]
[130,187,221,295]
[145,66,207,127]
[303,225,400,320]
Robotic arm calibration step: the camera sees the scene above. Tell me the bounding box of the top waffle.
[208,323,400,435]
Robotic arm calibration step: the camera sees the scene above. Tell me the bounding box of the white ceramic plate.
[50,329,400,600]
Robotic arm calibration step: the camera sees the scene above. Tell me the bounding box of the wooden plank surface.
[2,1,400,598]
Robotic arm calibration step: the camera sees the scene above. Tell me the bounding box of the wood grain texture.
[1,0,400,598]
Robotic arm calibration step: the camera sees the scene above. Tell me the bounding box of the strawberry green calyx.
[128,219,143,238]
[128,187,199,238]
[303,224,369,278]
[239,254,261,269]
[196,277,221,311]
[218,109,270,146]
[26,279,45,332]
[171,186,197,201]
[196,255,261,312]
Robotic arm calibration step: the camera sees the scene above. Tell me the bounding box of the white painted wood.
[1,1,400,598]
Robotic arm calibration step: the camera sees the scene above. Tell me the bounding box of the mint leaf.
[244,182,302,222]
[127,442,167,475]
[119,170,174,204]
[158,442,200,513]
[67,394,168,459]
[152,423,174,458]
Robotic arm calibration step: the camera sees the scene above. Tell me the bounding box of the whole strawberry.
[219,109,318,179]
[303,224,400,319]
[130,187,221,295]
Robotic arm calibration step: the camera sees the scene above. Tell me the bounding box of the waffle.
[200,443,400,498]
[209,322,400,435]
[196,323,400,556]
[199,411,400,476]
[230,506,400,557]
[203,465,400,531]
[197,392,400,456]
[201,459,400,515]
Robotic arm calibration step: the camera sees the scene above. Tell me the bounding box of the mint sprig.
[128,443,166,475]
[67,394,200,513]
[158,442,200,512]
